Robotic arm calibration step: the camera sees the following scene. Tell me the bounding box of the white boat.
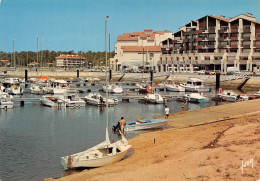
[46,80,68,94]
[0,96,14,109]
[184,93,209,103]
[252,89,260,96]
[181,78,211,92]
[0,91,14,109]
[5,84,23,95]
[85,93,117,106]
[61,131,131,169]
[59,93,85,107]
[40,95,65,107]
[218,90,248,102]
[116,119,167,132]
[30,84,47,95]
[103,84,123,94]
[140,93,165,104]
[166,84,185,92]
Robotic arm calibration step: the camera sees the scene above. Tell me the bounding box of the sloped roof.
[121,46,162,52]
[117,30,171,41]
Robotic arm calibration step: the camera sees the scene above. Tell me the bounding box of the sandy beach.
[44,99,260,181]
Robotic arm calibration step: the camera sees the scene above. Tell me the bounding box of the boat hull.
[166,85,185,92]
[124,119,167,131]
[0,102,14,109]
[61,145,132,169]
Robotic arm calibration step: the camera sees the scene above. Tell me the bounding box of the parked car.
[197,70,205,75]
[205,70,211,75]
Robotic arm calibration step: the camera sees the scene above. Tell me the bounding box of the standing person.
[165,105,169,119]
[182,99,187,113]
[119,117,126,135]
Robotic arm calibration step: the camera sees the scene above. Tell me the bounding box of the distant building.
[160,13,260,73]
[55,54,86,68]
[110,29,173,71]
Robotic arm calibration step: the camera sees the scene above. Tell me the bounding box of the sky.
[0,0,260,53]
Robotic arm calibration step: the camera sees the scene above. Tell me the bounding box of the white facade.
[55,55,86,68]
[110,29,173,71]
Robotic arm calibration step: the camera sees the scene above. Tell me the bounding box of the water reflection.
[0,91,240,181]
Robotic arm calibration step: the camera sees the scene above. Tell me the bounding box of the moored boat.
[184,93,209,103]
[59,93,85,107]
[113,118,167,132]
[139,93,165,104]
[180,77,211,92]
[40,95,65,107]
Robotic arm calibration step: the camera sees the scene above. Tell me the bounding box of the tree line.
[0,50,115,67]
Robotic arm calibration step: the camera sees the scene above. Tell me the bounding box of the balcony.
[208,37,216,41]
[208,27,216,33]
[208,45,216,49]
[242,36,250,40]
[230,37,238,41]
[256,45,260,48]
[218,45,227,48]
[196,37,203,41]
[239,60,248,65]
[256,37,260,40]
[231,29,238,33]
[242,45,250,48]
[243,26,251,33]
[196,45,203,49]
[230,45,238,48]
[196,30,203,34]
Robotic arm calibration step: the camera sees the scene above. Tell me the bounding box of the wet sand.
[46,99,260,181]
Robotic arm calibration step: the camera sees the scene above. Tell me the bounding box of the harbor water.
[0,91,228,181]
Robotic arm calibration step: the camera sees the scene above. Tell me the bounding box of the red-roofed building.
[110,29,173,71]
[55,54,86,68]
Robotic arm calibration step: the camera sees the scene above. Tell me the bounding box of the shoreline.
[3,70,260,89]
[45,99,260,181]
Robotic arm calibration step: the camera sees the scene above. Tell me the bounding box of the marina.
[0,85,233,181]
[1,0,260,180]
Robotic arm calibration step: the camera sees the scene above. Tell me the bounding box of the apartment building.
[110,29,173,71]
[160,13,260,73]
[55,54,86,68]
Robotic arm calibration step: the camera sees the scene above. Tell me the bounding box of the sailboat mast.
[105,16,110,143]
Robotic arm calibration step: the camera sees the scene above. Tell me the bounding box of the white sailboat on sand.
[61,18,131,169]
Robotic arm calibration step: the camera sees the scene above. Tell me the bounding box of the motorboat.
[5,84,23,95]
[112,118,167,132]
[85,93,117,107]
[0,91,14,109]
[59,93,85,107]
[40,95,65,107]
[166,84,185,92]
[218,90,248,102]
[30,84,47,95]
[0,96,14,109]
[85,93,105,106]
[46,80,68,94]
[180,77,211,92]
[2,78,23,95]
[103,84,123,94]
[139,93,165,104]
[184,93,209,103]
[138,81,153,94]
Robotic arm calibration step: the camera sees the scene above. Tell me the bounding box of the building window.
[205,57,210,60]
